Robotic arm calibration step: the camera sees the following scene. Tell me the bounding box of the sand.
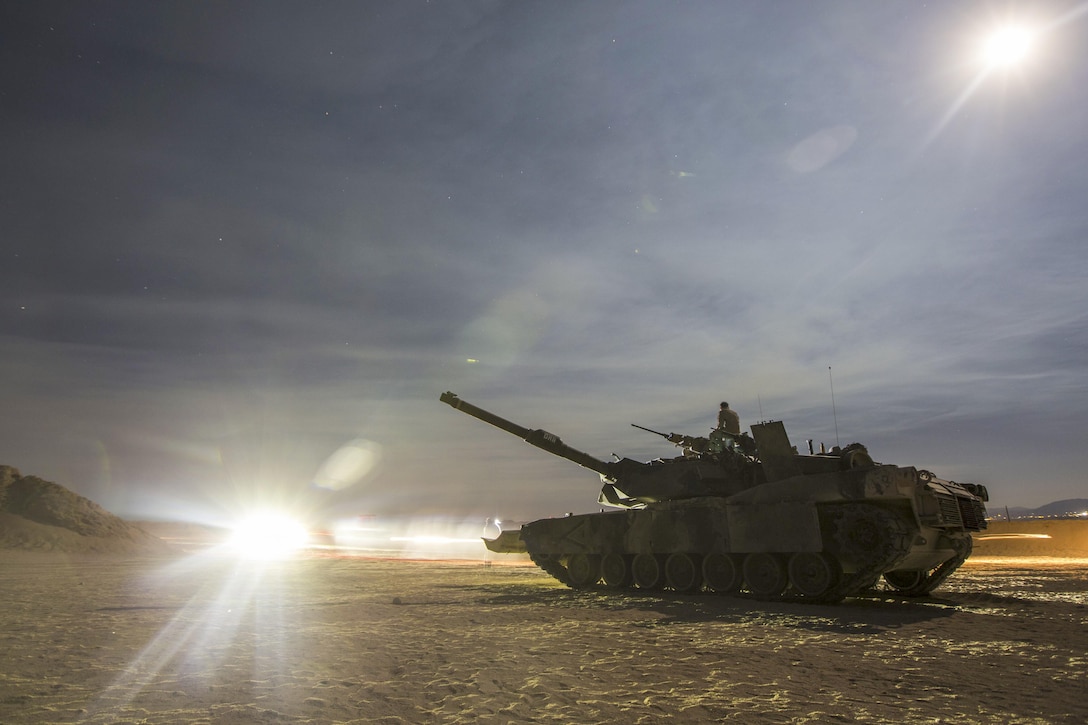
[1,548,1086,725]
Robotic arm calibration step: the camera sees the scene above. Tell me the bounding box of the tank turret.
[441,391,988,603]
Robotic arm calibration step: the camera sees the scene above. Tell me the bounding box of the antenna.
[757,394,764,422]
[828,366,841,448]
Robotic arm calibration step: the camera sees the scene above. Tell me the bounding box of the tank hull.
[503,464,983,602]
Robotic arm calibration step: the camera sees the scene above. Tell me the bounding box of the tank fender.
[522,511,628,555]
[483,528,528,554]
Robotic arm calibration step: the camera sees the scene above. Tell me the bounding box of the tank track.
[882,535,973,597]
[521,502,918,604]
[528,550,571,586]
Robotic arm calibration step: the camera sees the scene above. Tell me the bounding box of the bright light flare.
[922,18,1047,150]
[980,24,1036,69]
[227,512,310,559]
[329,515,500,559]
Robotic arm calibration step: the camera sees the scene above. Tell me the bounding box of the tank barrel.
[440,391,532,439]
[440,391,612,476]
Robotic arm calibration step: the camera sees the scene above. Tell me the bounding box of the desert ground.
[1,526,1086,724]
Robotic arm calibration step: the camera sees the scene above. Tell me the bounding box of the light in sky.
[923,20,1044,149]
[980,25,1035,69]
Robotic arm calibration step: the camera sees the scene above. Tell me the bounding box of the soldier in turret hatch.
[717,401,740,435]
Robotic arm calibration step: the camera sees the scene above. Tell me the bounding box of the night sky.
[3,1,1086,528]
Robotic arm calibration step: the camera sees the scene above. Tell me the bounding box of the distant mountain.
[1031,499,1088,517]
[989,498,1088,520]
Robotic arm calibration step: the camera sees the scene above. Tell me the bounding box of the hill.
[0,465,173,555]
[990,498,1088,520]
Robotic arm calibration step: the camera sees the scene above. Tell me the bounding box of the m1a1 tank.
[440,392,989,603]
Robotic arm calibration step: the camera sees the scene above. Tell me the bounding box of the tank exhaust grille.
[956,497,987,531]
[936,495,964,527]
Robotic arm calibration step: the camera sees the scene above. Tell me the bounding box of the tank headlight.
[228,512,310,559]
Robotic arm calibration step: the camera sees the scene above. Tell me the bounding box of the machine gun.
[631,423,709,453]
[632,422,761,458]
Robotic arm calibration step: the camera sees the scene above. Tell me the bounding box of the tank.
[440,391,989,603]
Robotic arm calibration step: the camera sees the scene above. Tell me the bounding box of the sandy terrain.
[973,519,1088,558]
[1,547,1085,725]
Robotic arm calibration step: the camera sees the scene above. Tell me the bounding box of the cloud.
[2,2,1087,515]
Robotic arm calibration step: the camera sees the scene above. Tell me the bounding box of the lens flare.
[313,438,382,490]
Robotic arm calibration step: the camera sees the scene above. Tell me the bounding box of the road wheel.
[702,552,742,593]
[665,553,703,593]
[566,553,599,587]
[600,553,631,588]
[788,552,841,597]
[743,553,788,597]
[632,553,665,590]
[883,569,930,595]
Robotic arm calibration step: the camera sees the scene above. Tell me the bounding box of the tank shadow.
[471,582,962,632]
[602,590,962,632]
